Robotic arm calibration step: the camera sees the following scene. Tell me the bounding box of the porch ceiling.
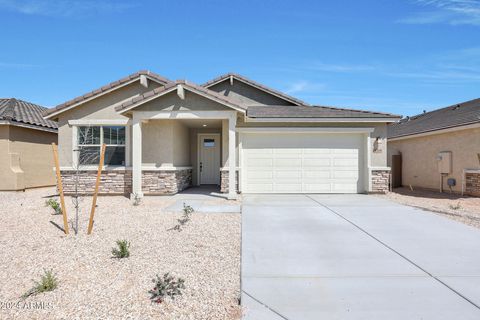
[177,119,222,129]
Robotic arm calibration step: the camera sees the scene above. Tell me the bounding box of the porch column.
[228,113,237,200]
[131,117,143,198]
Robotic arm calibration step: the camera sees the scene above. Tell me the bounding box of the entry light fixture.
[202,124,207,127]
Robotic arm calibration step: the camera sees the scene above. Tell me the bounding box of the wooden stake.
[87,144,106,235]
[52,143,69,235]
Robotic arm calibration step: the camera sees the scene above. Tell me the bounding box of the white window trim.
[73,125,128,167]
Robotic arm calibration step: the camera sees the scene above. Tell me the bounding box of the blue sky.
[0,0,479,116]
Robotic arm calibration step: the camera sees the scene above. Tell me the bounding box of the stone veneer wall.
[61,170,132,195]
[142,169,192,194]
[465,172,480,196]
[60,169,192,195]
[370,169,390,194]
[220,170,239,193]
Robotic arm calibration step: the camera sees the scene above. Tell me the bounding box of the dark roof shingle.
[0,98,58,130]
[247,105,401,119]
[388,98,480,139]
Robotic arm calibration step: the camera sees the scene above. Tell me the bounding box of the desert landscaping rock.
[379,187,480,229]
[0,187,241,319]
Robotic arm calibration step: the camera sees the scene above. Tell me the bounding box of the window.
[203,138,215,147]
[78,126,126,166]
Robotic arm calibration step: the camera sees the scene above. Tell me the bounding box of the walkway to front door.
[241,194,480,319]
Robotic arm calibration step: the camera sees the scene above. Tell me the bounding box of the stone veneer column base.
[220,170,239,193]
[142,169,192,194]
[465,172,480,196]
[60,169,192,195]
[370,169,390,194]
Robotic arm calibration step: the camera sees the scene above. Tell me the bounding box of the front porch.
[131,110,238,199]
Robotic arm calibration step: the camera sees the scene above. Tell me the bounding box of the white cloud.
[284,81,326,94]
[400,0,480,25]
[0,0,135,17]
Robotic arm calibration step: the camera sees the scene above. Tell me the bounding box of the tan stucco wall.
[142,120,190,167]
[208,80,294,106]
[388,127,480,192]
[56,81,160,166]
[0,125,57,190]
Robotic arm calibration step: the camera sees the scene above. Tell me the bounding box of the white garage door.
[241,132,365,193]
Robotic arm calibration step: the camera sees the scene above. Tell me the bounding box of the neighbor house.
[388,98,480,196]
[0,98,58,191]
[43,70,400,199]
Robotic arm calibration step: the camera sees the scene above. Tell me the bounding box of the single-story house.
[0,98,58,191]
[43,70,400,199]
[388,98,480,196]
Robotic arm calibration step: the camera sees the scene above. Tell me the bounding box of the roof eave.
[116,84,246,115]
[245,116,401,123]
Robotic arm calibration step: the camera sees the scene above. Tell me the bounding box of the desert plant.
[148,273,185,304]
[45,198,62,215]
[449,202,461,210]
[132,193,141,206]
[111,239,130,258]
[22,269,58,299]
[170,203,194,231]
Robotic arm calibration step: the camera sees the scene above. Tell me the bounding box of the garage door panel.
[275,183,302,192]
[275,171,302,178]
[333,171,359,178]
[242,133,364,193]
[246,171,273,179]
[303,158,331,167]
[275,159,302,167]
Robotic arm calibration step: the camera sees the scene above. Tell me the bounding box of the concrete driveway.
[241,194,480,320]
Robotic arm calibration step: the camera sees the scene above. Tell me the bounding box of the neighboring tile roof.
[247,105,401,119]
[388,98,480,139]
[0,98,58,130]
[43,70,172,118]
[202,72,307,106]
[115,80,246,113]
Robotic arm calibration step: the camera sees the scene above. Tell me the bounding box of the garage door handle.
[200,162,203,172]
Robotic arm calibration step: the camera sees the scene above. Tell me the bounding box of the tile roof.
[202,72,307,106]
[388,98,480,139]
[43,70,171,118]
[115,80,246,113]
[0,98,58,130]
[247,105,401,119]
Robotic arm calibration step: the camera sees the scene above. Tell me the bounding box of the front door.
[199,134,221,185]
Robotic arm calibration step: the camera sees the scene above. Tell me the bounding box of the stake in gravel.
[52,143,69,235]
[87,144,106,235]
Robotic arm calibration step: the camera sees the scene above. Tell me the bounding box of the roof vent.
[452,104,460,110]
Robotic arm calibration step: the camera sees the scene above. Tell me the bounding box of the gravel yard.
[0,187,241,319]
[378,187,480,229]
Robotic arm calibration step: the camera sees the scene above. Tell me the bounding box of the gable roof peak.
[202,72,308,106]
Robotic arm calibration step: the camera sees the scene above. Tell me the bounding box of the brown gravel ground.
[377,187,480,229]
[0,187,242,320]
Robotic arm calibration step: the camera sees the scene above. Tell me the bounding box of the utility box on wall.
[437,151,452,174]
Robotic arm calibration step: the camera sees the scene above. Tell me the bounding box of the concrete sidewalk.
[241,194,480,320]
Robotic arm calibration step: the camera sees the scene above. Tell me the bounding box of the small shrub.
[132,193,141,206]
[148,273,185,304]
[45,198,62,215]
[449,202,461,210]
[112,240,131,258]
[22,269,58,299]
[170,203,194,231]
